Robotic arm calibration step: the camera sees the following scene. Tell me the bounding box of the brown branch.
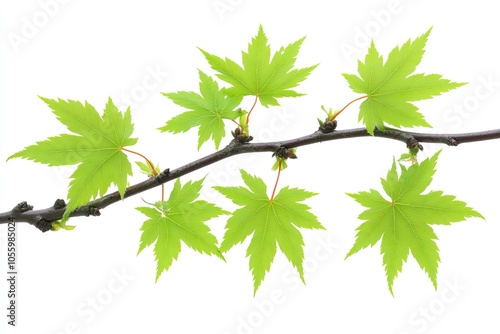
[2,126,500,230]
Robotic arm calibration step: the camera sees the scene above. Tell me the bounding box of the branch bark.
[2,126,500,230]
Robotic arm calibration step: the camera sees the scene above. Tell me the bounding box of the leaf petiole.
[331,95,368,121]
[230,119,241,128]
[270,161,282,201]
[245,95,259,125]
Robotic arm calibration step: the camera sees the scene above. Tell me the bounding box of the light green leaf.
[8,97,137,222]
[214,169,324,294]
[137,178,228,281]
[135,161,160,177]
[343,28,466,134]
[346,151,483,295]
[159,70,244,150]
[200,25,317,107]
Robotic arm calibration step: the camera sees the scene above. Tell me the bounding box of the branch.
[2,126,500,230]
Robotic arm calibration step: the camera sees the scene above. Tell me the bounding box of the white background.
[1,1,500,333]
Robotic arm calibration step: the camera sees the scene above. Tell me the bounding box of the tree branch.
[2,126,500,230]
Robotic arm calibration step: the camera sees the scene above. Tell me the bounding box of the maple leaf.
[200,25,318,107]
[346,151,483,294]
[343,28,466,134]
[8,97,137,222]
[137,177,227,281]
[159,70,244,150]
[214,169,325,294]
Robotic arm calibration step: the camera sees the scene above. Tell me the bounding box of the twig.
[2,126,500,229]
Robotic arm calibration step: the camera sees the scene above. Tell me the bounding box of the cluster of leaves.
[160,24,316,149]
[7,26,482,295]
[153,24,322,287]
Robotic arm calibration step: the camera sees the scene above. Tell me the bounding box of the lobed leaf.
[346,151,483,294]
[160,70,243,150]
[214,169,324,294]
[200,25,317,107]
[137,178,228,281]
[343,28,466,134]
[8,97,138,222]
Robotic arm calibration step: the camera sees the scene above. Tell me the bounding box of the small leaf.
[136,161,160,177]
[51,221,76,231]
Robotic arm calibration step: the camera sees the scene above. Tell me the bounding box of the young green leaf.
[137,177,227,281]
[135,161,160,177]
[159,70,244,150]
[214,169,324,294]
[200,25,318,107]
[343,28,466,134]
[8,97,137,222]
[346,151,483,295]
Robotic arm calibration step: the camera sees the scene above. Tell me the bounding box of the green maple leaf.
[200,25,318,107]
[137,177,227,281]
[346,151,483,295]
[214,169,325,294]
[8,97,137,222]
[159,70,244,150]
[343,28,466,134]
